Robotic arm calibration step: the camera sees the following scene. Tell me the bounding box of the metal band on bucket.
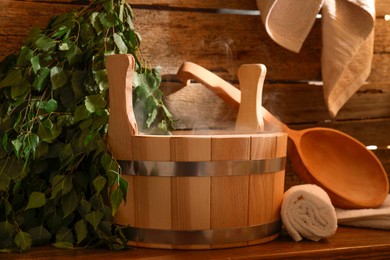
[119,157,286,177]
[127,221,281,245]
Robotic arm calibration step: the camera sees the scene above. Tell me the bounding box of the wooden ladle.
[177,62,389,209]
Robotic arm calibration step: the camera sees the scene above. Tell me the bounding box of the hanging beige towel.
[257,0,375,117]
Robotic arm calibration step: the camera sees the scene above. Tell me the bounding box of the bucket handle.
[106,54,139,136]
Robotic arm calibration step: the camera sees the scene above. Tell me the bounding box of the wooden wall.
[1,0,389,189]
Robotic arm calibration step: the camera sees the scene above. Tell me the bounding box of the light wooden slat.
[16,0,390,15]
[248,173,273,226]
[376,0,390,16]
[170,136,211,161]
[127,0,258,10]
[211,135,250,161]
[1,3,390,82]
[163,82,390,128]
[134,176,172,229]
[131,135,171,161]
[130,0,390,15]
[171,177,211,228]
[263,82,390,123]
[132,8,321,82]
[210,175,249,248]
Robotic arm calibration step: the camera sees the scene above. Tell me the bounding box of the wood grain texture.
[251,133,287,160]
[170,136,211,161]
[6,227,390,259]
[128,0,258,10]
[133,176,172,230]
[171,177,211,231]
[163,82,390,130]
[210,175,249,248]
[211,135,250,161]
[1,1,390,82]
[131,135,171,161]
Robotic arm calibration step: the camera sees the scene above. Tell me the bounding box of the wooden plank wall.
[1,0,389,189]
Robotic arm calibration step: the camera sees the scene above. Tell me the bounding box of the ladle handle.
[177,62,240,109]
[177,62,285,131]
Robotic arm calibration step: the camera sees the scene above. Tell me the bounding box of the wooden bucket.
[106,54,287,249]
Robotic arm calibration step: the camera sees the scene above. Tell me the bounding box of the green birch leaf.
[110,187,123,215]
[146,108,157,128]
[71,70,86,100]
[30,56,41,74]
[55,226,73,243]
[35,34,56,52]
[37,120,61,144]
[0,70,22,88]
[2,133,8,152]
[99,12,117,28]
[93,175,106,194]
[28,225,51,246]
[59,143,73,166]
[33,67,50,91]
[52,25,69,38]
[0,221,15,248]
[0,158,27,189]
[11,80,30,100]
[50,67,67,90]
[17,46,34,67]
[40,99,58,113]
[78,199,91,218]
[24,133,40,159]
[61,189,78,218]
[61,174,73,195]
[11,138,22,157]
[14,231,32,252]
[50,175,64,199]
[85,94,106,113]
[91,12,103,34]
[85,210,104,231]
[25,192,46,210]
[73,104,91,123]
[65,44,83,65]
[52,242,73,249]
[79,22,94,45]
[93,69,108,91]
[59,42,70,51]
[119,176,128,203]
[113,32,128,54]
[74,219,87,244]
[47,212,61,233]
[102,0,114,12]
[0,221,15,234]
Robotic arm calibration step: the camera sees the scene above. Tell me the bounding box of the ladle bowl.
[178,62,389,209]
[286,126,388,208]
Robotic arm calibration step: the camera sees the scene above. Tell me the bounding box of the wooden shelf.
[3,227,390,259]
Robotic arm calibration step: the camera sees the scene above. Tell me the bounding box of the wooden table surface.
[2,227,390,259]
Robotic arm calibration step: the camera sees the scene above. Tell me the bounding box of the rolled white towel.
[281,184,337,242]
